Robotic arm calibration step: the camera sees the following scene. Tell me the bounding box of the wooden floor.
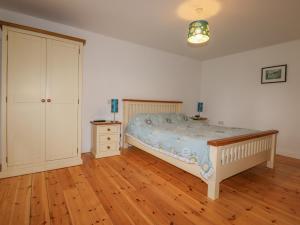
[0,148,300,225]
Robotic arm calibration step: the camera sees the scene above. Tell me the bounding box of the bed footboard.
[207,130,278,200]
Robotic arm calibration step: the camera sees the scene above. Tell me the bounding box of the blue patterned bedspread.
[125,113,257,179]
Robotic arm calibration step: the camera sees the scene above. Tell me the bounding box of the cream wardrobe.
[0,22,84,178]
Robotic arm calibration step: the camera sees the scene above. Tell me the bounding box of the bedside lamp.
[196,102,204,118]
[111,98,118,122]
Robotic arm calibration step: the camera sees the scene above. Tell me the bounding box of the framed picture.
[261,64,287,84]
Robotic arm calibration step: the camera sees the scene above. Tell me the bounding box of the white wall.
[201,40,300,159]
[0,8,201,152]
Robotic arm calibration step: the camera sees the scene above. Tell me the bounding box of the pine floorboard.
[0,147,299,225]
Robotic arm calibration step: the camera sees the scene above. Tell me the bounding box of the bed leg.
[267,158,274,169]
[123,142,129,149]
[267,134,277,169]
[208,145,221,200]
[123,138,129,149]
[122,135,129,149]
[207,180,220,200]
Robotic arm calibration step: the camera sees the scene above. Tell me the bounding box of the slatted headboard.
[122,99,183,131]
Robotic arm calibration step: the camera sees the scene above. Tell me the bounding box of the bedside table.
[90,121,121,158]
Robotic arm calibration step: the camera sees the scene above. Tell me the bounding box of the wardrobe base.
[0,156,82,178]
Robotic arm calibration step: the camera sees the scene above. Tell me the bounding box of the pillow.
[160,113,189,123]
[128,113,189,128]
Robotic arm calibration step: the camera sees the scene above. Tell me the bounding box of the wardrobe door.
[6,31,46,166]
[45,39,79,160]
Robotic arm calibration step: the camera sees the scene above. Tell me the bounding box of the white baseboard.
[277,149,300,159]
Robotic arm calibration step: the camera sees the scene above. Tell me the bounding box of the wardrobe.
[0,22,85,178]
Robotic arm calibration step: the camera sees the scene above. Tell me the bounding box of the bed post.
[207,146,222,200]
[123,137,129,149]
[123,100,129,148]
[267,133,277,169]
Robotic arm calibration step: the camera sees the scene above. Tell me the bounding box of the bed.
[123,99,278,200]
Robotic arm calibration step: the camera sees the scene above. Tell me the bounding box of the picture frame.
[261,64,287,84]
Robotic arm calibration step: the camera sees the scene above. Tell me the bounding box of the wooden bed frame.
[123,99,278,200]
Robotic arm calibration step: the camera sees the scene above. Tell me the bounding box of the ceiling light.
[187,20,210,44]
[187,8,210,44]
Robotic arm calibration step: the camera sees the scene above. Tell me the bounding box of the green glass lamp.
[187,20,210,44]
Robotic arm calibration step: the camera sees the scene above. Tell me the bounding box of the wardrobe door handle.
[47,99,51,102]
[41,99,46,103]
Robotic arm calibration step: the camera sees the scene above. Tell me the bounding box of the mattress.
[125,113,257,179]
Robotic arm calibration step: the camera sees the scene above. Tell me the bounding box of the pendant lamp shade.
[187,20,210,44]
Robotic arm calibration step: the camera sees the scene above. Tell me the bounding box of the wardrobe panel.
[6,31,46,166]
[45,39,79,160]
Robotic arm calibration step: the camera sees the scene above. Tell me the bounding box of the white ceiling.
[0,0,299,60]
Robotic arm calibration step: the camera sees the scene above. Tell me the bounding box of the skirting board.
[0,156,82,178]
[277,149,300,159]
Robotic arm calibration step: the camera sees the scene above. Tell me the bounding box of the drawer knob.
[107,128,111,131]
[107,146,110,149]
[107,137,111,141]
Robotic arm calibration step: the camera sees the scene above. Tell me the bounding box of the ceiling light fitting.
[187,8,210,44]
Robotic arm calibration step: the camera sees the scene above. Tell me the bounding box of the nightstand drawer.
[98,143,119,152]
[98,134,119,143]
[97,125,120,134]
